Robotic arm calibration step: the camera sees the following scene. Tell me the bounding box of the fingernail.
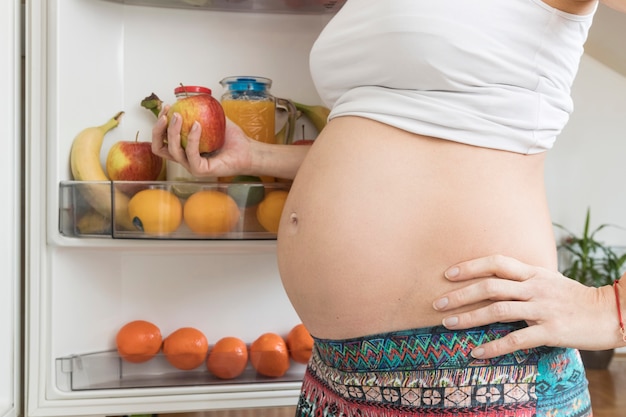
[442,316,458,327]
[471,348,485,358]
[192,121,200,131]
[171,113,179,122]
[445,267,459,279]
[433,297,448,310]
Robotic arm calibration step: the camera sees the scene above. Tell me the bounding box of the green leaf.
[555,207,625,287]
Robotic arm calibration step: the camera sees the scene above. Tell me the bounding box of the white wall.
[545,54,626,354]
[546,54,626,246]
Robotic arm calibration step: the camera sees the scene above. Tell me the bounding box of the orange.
[286,323,314,364]
[256,190,289,233]
[115,320,162,364]
[127,189,183,235]
[183,190,241,235]
[249,332,290,378]
[162,327,209,371]
[206,336,249,380]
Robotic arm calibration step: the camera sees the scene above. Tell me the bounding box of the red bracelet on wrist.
[615,279,626,343]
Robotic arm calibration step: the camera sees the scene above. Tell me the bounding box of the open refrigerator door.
[0,1,21,417]
[24,0,340,415]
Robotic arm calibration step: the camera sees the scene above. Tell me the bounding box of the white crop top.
[310,0,597,154]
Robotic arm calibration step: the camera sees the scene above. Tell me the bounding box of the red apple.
[167,94,226,156]
[292,139,315,145]
[106,132,164,184]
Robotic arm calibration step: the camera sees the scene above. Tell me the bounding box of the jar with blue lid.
[220,76,296,146]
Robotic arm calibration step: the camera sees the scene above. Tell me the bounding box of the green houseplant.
[555,207,626,369]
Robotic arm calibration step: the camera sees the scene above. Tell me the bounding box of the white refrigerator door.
[0,1,21,417]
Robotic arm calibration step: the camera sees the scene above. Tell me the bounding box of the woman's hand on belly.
[433,254,626,357]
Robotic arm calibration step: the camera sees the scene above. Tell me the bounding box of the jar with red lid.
[174,85,212,98]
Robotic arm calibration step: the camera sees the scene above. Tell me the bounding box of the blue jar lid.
[220,76,272,92]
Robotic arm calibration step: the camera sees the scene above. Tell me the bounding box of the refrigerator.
[16,0,344,416]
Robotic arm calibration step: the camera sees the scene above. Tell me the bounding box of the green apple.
[167,93,226,156]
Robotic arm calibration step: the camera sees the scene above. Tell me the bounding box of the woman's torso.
[276,0,597,340]
[277,118,555,339]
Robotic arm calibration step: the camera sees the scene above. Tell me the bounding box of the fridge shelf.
[56,350,306,391]
[59,180,290,240]
[98,0,347,14]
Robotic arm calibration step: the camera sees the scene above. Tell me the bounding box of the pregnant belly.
[277,116,556,339]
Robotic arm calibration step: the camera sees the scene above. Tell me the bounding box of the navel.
[289,212,299,228]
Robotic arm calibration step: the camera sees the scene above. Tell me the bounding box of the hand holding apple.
[167,93,226,156]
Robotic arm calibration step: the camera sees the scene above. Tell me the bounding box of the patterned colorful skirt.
[295,322,592,417]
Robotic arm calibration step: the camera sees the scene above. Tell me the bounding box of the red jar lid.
[174,85,212,95]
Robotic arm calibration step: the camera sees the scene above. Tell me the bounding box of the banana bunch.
[294,102,331,133]
[76,209,112,235]
[70,111,135,231]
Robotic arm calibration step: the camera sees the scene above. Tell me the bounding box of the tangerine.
[256,190,289,233]
[286,323,314,364]
[128,189,183,235]
[183,190,241,235]
[115,320,162,364]
[206,336,249,380]
[162,327,209,370]
[249,332,290,378]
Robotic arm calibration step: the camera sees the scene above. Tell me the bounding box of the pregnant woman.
[153,0,625,415]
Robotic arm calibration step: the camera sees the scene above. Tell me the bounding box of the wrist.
[593,284,626,349]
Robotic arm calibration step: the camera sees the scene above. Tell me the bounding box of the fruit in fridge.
[115,320,162,364]
[163,327,209,371]
[106,131,164,183]
[286,323,314,364]
[167,93,226,156]
[293,102,330,133]
[206,336,249,380]
[256,190,289,233]
[249,333,290,378]
[128,189,183,235]
[75,209,111,235]
[69,111,135,230]
[183,190,240,235]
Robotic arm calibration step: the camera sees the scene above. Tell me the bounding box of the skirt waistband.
[312,322,548,372]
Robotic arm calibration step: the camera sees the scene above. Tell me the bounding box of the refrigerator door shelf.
[59,180,290,240]
[56,350,306,391]
[98,0,346,14]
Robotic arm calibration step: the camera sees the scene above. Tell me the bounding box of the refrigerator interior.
[1,1,21,417]
[26,0,336,415]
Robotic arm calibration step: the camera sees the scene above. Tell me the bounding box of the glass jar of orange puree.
[219,76,296,183]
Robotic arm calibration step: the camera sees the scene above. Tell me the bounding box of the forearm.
[248,140,311,180]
